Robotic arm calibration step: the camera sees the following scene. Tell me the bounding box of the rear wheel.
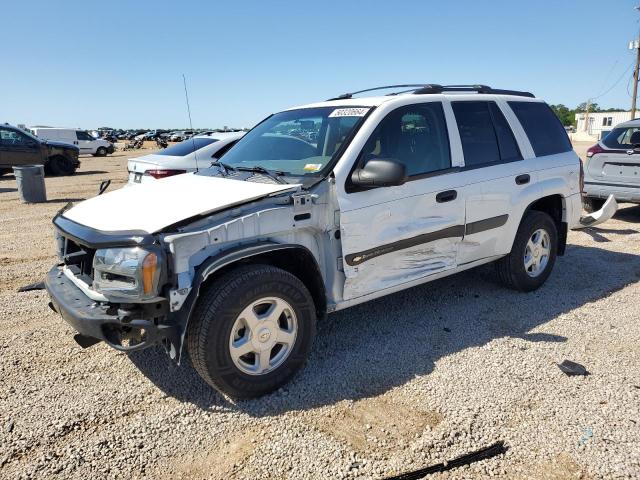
[496,210,558,292]
[95,146,107,157]
[582,196,605,213]
[187,264,316,398]
[47,155,77,176]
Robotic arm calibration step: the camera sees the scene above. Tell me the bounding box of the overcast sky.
[2,0,639,129]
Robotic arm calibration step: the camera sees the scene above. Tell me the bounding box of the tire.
[187,264,317,398]
[47,155,77,176]
[582,196,605,213]
[96,147,107,157]
[495,210,558,292]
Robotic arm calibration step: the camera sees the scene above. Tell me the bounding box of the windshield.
[219,106,370,175]
[157,137,217,156]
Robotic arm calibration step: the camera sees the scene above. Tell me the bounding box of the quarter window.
[452,101,522,167]
[360,102,451,177]
[508,101,572,157]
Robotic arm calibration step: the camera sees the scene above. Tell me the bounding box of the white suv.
[45,84,613,398]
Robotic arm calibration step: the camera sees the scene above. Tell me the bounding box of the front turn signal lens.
[142,252,158,295]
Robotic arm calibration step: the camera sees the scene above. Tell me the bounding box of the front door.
[338,101,467,300]
[0,127,42,166]
[75,130,95,154]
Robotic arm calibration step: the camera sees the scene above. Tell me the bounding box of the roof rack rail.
[327,84,431,101]
[413,84,534,97]
[327,84,535,100]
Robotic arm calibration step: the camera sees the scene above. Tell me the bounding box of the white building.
[575,111,638,139]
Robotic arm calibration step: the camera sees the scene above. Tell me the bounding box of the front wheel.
[47,155,77,176]
[187,264,316,398]
[495,210,558,292]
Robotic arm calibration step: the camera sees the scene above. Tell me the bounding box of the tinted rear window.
[508,101,572,157]
[157,138,217,156]
[602,127,640,149]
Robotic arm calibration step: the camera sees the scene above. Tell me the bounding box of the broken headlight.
[93,247,163,301]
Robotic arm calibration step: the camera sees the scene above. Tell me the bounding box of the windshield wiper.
[236,165,288,184]
[210,161,236,176]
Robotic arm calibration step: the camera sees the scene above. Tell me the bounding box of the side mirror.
[351,158,407,188]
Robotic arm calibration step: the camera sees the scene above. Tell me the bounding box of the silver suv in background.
[583,118,640,212]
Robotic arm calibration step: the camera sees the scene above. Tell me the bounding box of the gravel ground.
[1,143,639,479]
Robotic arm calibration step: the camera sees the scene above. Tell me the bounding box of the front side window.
[508,101,572,157]
[0,128,29,146]
[359,102,451,177]
[76,130,95,141]
[602,127,640,149]
[219,107,369,176]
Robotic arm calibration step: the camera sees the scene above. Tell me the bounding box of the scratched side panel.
[339,188,465,301]
[342,238,458,299]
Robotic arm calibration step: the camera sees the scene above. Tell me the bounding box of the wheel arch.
[523,194,567,255]
[172,242,327,362]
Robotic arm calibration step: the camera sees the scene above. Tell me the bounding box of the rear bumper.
[106,145,115,154]
[45,266,173,351]
[584,181,640,203]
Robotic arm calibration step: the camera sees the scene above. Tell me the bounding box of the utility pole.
[631,38,640,120]
[632,6,640,120]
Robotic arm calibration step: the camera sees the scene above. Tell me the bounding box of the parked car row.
[97,128,245,143]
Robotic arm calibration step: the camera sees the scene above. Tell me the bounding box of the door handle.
[515,174,530,185]
[436,190,457,203]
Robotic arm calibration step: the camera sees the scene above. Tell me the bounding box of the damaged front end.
[45,215,181,356]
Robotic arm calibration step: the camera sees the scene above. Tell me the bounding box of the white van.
[30,128,114,156]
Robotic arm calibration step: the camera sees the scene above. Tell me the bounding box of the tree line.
[550,103,628,126]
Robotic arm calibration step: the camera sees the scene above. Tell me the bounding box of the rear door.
[338,101,467,300]
[589,126,640,187]
[0,127,42,166]
[451,100,534,264]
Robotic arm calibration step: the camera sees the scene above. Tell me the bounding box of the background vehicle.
[31,127,114,156]
[47,84,605,398]
[0,123,79,175]
[582,118,640,212]
[127,132,244,184]
[169,130,195,142]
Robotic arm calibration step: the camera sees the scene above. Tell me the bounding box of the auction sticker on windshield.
[329,107,370,118]
[303,163,323,172]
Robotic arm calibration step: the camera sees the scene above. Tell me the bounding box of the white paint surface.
[63,173,298,233]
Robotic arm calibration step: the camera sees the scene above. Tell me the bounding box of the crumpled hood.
[63,173,299,233]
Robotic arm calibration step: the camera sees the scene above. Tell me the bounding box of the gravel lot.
[1,144,639,479]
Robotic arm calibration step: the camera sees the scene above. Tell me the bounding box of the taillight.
[144,169,186,179]
[586,144,604,158]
